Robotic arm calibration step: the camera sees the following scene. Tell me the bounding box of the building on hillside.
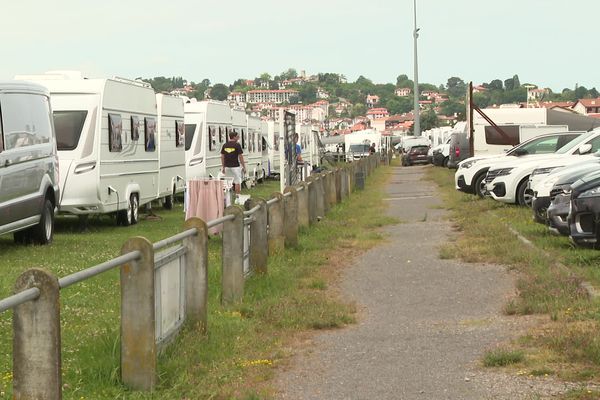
[418,100,433,108]
[473,85,488,93]
[245,80,256,87]
[395,88,411,97]
[246,89,299,104]
[169,85,194,96]
[366,94,379,108]
[572,98,600,115]
[227,91,247,104]
[317,87,330,99]
[366,107,389,120]
[527,88,548,101]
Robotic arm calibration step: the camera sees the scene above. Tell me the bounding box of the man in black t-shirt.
[221,131,246,195]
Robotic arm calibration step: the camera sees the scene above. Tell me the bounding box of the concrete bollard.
[322,172,331,213]
[306,177,318,224]
[335,168,342,203]
[13,268,61,400]
[247,198,268,274]
[283,187,299,247]
[296,182,310,229]
[183,217,209,333]
[327,171,337,208]
[267,193,285,255]
[121,237,157,391]
[222,206,244,305]
[315,174,325,219]
[340,168,348,201]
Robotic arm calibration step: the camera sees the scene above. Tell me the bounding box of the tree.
[280,68,298,80]
[446,77,466,98]
[504,77,514,91]
[298,84,317,104]
[351,103,367,118]
[420,108,439,131]
[440,99,465,117]
[385,97,413,115]
[590,88,599,98]
[210,83,229,101]
[512,74,521,89]
[260,72,272,82]
[355,75,373,86]
[488,79,503,90]
[575,85,589,99]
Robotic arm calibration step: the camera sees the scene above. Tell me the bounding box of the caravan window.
[262,137,267,151]
[108,113,123,152]
[130,116,141,140]
[208,125,216,151]
[1,93,51,150]
[484,125,519,146]
[241,128,246,149]
[273,133,279,151]
[144,117,156,152]
[175,120,185,147]
[218,126,223,143]
[184,124,196,150]
[53,111,87,150]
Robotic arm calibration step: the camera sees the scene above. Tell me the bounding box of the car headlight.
[459,159,479,169]
[579,186,600,198]
[541,176,560,189]
[493,168,514,177]
[531,166,562,177]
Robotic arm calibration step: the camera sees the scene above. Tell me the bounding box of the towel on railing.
[185,180,225,234]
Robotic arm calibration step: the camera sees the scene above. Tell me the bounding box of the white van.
[16,72,160,226]
[184,99,232,179]
[156,94,186,209]
[0,81,59,244]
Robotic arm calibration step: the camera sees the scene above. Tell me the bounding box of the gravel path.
[274,165,583,400]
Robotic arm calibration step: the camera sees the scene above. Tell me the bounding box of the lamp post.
[412,0,421,136]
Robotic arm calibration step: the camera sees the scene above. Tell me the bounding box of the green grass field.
[0,167,393,399]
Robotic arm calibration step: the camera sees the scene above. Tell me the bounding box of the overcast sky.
[2,0,598,92]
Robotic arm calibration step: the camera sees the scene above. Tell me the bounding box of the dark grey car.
[0,81,59,244]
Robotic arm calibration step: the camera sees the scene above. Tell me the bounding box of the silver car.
[0,81,59,244]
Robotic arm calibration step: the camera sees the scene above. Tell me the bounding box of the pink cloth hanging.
[186,180,225,234]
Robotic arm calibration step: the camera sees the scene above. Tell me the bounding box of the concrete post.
[296,182,310,229]
[314,174,325,219]
[13,268,61,400]
[267,192,285,255]
[121,237,156,391]
[183,217,209,333]
[349,164,355,193]
[283,187,299,247]
[306,177,318,224]
[335,168,342,203]
[322,172,331,213]
[340,168,347,201]
[222,206,244,305]
[247,198,268,274]
[327,171,337,208]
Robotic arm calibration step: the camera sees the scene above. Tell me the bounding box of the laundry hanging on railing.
[185,179,226,234]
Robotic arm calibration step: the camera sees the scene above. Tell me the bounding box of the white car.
[485,130,600,205]
[455,131,584,197]
[529,158,600,222]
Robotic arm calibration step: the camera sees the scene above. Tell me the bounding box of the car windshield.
[555,131,599,154]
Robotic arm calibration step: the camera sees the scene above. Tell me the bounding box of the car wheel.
[442,156,449,168]
[31,198,54,245]
[516,178,530,207]
[533,203,547,224]
[473,171,488,198]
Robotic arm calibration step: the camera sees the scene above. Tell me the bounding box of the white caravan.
[345,129,382,161]
[184,99,232,179]
[246,114,265,182]
[265,119,281,175]
[260,120,270,177]
[16,71,159,225]
[156,93,186,209]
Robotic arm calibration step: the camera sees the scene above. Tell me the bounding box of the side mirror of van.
[578,143,593,155]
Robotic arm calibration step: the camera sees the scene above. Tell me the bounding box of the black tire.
[31,198,54,245]
[13,229,28,244]
[473,171,488,198]
[516,177,530,206]
[118,194,136,226]
[130,194,139,225]
[164,187,175,210]
[442,156,449,168]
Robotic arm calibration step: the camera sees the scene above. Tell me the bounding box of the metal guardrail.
[0,287,40,313]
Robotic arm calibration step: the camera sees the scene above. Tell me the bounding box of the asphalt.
[275,165,537,400]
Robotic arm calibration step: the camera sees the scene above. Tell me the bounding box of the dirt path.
[274,166,569,400]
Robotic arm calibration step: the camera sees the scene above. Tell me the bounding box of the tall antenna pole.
[412,0,421,136]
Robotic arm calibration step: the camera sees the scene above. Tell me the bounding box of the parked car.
[0,81,59,244]
[455,131,583,197]
[529,158,600,224]
[447,129,470,169]
[402,145,430,166]
[484,130,600,205]
[568,169,600,248]
[431,137,452,167]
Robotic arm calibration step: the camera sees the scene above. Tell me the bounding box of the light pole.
[412,0,421,136]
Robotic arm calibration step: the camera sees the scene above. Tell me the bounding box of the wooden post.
[183,217,209,333]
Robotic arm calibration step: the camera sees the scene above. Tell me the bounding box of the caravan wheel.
[130,194,139,224]
[164,187,175,210]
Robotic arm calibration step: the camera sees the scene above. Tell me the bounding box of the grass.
[483,349,525,367]
[0,162,394,399]
[425,167,600,397]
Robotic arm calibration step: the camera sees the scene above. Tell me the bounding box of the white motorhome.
[246,114,265,182]
[184,99,232,179]
[259,120,270,177]
[345,129,382,161]
[16,71,159,226]
[156,93,185,209]
[470,108,600,157]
